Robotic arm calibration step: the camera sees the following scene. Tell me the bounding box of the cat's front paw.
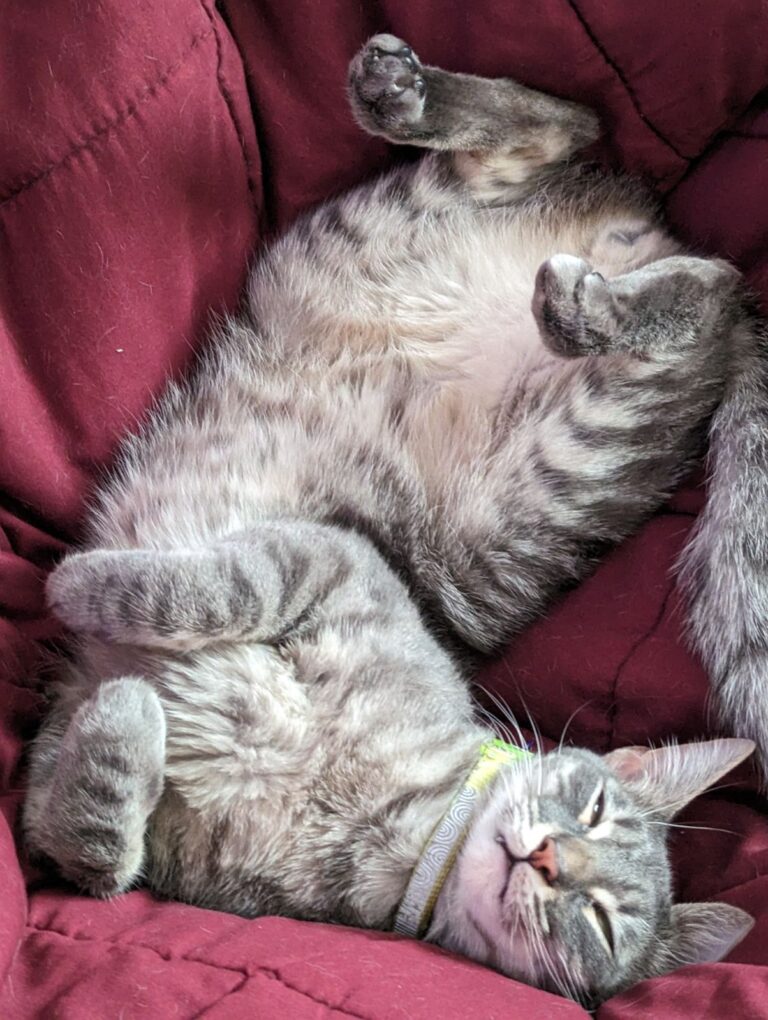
[349,35,426,136]
[532,254,616,358]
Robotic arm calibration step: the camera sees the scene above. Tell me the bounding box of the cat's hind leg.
[412,254,742,652]
[348,35,599,200]
[533,253,741,361]
[24,677,165,896]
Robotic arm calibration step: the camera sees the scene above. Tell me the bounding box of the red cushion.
[2,1,768,1016]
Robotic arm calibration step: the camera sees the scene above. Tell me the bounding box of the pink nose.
[529,838,558,883]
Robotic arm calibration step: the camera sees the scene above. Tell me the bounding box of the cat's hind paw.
[532,254,617,358]
[349,35,426,136]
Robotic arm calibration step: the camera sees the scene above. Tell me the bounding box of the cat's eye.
[591,901,614,955]
[588,788,605,827]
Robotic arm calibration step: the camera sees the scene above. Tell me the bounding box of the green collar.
[393,738,533,939]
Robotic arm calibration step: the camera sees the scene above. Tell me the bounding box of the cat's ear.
[603,738,754,817]
[667,902,753,967]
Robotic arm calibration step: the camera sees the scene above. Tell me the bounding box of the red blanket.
[2,2,768,1016]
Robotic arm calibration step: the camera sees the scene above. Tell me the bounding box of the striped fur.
[24,34,762,1004]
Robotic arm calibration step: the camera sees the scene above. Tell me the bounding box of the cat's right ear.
[666,902,754,968]
[603,738,755,818]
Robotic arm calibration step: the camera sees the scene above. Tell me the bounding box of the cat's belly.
[90,370,422,549]
[89,201,684,551]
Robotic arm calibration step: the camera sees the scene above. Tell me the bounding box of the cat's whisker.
[557,944,585,1006]
[505,695,546,797]
[557,701,594,753]
[644,820,740,836]
[698,781,750,795]
[541,929,575,1003]
[523,898,564,1002]
[478,687,532,758]
[474,702,508,741]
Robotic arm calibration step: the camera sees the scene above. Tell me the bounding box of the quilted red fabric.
[2,2,768,1016]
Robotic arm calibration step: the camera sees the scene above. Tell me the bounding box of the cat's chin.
[431,871,545,987]
[431,833,581,998]
[500,858,554,923]
[433,903,555,993]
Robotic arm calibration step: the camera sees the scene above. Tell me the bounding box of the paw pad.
[350,35,426,130]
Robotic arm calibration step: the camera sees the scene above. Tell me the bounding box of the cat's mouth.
[496,857,551,948]
[501,858,549,899]
[497,836,552,905]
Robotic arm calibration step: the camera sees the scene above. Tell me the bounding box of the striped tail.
[679,308,768,781]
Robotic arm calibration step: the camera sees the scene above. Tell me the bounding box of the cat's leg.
[46,522,386,650]
[24,677,165,896]
[532,253,741,360]
[413,254,741,651]
[348,35,599,199]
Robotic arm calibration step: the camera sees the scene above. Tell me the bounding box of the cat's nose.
[529,837,558,883]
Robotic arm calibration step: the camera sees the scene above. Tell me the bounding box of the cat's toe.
[46,551,108,635]
[349,35,426,134]
[59,854,138,899]
[28,808,144,899]
[532,255,600,358]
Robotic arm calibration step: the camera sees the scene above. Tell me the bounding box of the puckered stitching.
[26,923,370,1018]
[727,131,768,141]
[603,568,678,752]
[0,27,214,208]
[564,0,691,165]
[197,0,261,221]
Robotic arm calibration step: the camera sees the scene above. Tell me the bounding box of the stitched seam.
[216,0,274,236]
[197,0,261,219]
[26,923,248,975]
[187,972,250,1019]
[564,0,690,163]
[726,131,768,141]
[603,576,677,752]
[0,27,214,208]
[26,924,371,1018]
[702,875,768,898]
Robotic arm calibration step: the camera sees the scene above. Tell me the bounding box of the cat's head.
[429,738,754,1006]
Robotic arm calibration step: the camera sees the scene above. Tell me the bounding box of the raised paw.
[348,34,426,137]
[532,254,617,358]
[533,253,742,360]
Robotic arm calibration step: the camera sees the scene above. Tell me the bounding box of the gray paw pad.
[351,35,426,126]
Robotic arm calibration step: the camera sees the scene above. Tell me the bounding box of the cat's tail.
[679,306,768,782]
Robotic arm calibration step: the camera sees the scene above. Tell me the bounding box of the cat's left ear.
[667,902,754,967]
[603,738,755,817]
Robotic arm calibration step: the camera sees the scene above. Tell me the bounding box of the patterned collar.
[393,738,533,939]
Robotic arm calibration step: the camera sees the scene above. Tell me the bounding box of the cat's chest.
[386,210,677,407]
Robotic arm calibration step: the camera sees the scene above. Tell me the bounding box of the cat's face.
[429,741,754,1006]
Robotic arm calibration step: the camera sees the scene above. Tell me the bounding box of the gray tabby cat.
[23,35,762,1005]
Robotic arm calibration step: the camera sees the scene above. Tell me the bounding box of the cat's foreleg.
[46,522,364,650]
[532,253,741,362]
[23,677,165,896]
[348,35,598,200]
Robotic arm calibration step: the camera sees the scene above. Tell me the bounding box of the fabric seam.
[725,131,768,141]
[564,0,690,164]
[197,0,261,220]
[0,26,214,208]
[186,972,250,1019]
[25,923,370,1019]
[603,574,677,752]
